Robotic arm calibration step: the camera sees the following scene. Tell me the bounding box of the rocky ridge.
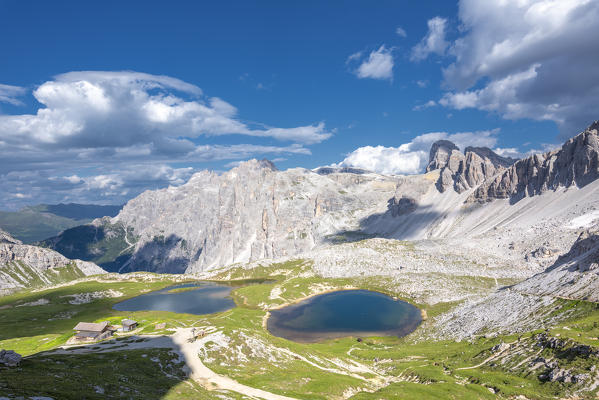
[434,223,599,339]
[111,159,398,273]
[0,228,106,293]
[0,349,21,367]
[470,120,599,202]
[37,121,599,343]
[41,121,599,280]
[512,226,599,301]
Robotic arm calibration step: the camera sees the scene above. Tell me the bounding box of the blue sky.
[1,0,598,209]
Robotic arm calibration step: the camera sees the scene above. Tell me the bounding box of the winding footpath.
[50,328,297,400]
[456,340,518,370]
[171,328,297,400]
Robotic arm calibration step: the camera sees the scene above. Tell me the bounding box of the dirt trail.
[172,328,297,400]
[456,340,517,370]
[50,328,297,400]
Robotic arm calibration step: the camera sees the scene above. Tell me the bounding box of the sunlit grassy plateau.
[0,260,598,399]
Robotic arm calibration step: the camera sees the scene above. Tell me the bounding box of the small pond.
[267,289,422,342]
[113,282,236,315]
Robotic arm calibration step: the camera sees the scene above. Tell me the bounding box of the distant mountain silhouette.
[0,203,123,243]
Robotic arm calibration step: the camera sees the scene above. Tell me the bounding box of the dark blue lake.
[113,282,235,315]
[267,290,422,342]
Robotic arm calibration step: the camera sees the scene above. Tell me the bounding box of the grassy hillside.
[0,263,597,399]
[0,203,122,243]
[0,260,89,292]
[38,221,136,272]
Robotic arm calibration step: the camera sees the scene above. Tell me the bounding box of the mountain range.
[2,120,598,332]
[0,203,122,243]
[2,120,599,398]
[38,121,599,281]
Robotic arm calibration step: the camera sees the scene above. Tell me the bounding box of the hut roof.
[73,321,109,332]
[122,319,137,326]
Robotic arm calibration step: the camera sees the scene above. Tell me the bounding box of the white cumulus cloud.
[0,71,331,148]
[348,46,394,81]
[410,17,449,62]
[440,0,599,137]
[0,71,329,208]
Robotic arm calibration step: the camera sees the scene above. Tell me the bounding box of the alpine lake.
[115,282,422,342]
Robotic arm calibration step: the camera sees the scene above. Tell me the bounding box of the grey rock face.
[112,160,398,273]
[438,166,457,192]
[513,226,599,302]
[464,146,515,169]
[427,142,466,192]
[0,228,21,244]
[388,175,434,216]
[426,140,460,172]
[0,349,21,367]
[557,228,599,267]
[426,141,515,193]
[455,150,514,192]
[470,121,599,203]
[0,229,106,292]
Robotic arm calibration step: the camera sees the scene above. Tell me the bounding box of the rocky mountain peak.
[464,146,515,168]
[101,160,398,273]
[426,140,460,172]
[232,158,278,173]
[426,140,515,193]
[469,121,599,203]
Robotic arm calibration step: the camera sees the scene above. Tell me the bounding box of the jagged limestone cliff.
[42,121,599,283]
[426,140,515,193]
[470,121,599,202]
[111,160,398,273]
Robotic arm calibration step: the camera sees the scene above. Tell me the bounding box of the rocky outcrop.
[434,221,599,339]
[470,121,599,203]
[512,225,599,301]
[107,159,398,273]
[532,333,598,384]
[0,350,21,367]
[426,141,515,193]
[387,175,434,216]
[0,229,20,245]
[0,229,106,293]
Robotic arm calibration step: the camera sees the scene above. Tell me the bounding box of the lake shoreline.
[264,288,423,342]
